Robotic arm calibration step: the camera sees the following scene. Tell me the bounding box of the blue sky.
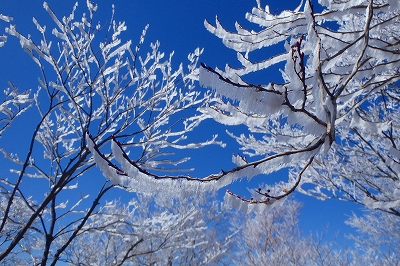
[0,0,362,245]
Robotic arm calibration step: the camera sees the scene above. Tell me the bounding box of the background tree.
[345,209,400,265]
[0,1,222,264]
[59,194,232,266]
[228,193,400,266]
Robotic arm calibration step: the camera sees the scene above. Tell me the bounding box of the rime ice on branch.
[199,0,400,214]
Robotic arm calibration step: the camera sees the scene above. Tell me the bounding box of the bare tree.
[0,1,220,264]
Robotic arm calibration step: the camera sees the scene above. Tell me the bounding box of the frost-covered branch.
[199,0,400,212]
[0,84,32,136]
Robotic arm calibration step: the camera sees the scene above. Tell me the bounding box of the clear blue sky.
[0,0,362,245]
